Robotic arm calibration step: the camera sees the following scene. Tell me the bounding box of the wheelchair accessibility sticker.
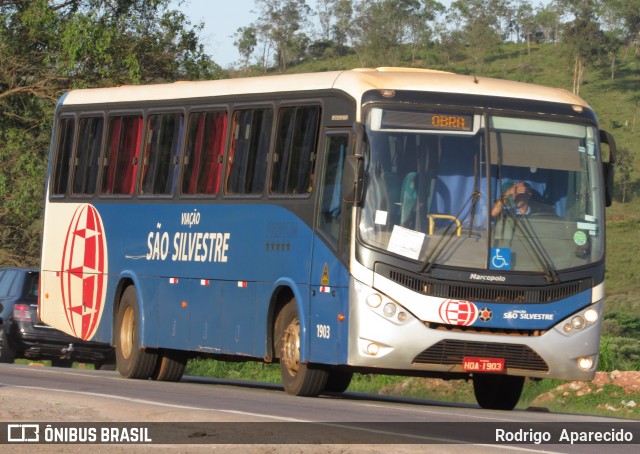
[490,247,511,270]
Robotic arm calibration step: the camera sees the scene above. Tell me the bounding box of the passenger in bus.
[491,181,555,218]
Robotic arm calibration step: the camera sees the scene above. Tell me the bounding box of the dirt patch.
[530,370,640,415]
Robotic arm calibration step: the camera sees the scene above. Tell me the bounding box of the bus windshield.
[359,107,604,274]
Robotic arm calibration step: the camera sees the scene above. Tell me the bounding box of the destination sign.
[378,109,474,132]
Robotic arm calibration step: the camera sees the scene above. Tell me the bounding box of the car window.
[25,272,39,297]
[0,270,18,297]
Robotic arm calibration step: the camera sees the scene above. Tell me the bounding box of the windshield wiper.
[420,190,481,275]
[500,200,560,283]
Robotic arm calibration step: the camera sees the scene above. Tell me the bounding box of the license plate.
[462,357,505,373]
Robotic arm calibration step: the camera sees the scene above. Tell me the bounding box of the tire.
[115,286,158,379]
[151,350,187,382]
[276,300,328,396]
[0,328,16,364]
[324,369,353,394]
[473,374,524,410]
[51,358,73,368]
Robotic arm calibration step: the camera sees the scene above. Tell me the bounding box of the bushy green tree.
[352,0,443,66]
[0,0,222,264]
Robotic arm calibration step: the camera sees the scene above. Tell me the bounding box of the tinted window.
[318,134,349,248]
[52,117,75,195]
[72,117,104,195]
[0,270,18,297]
[226,108,272,195]
[140,113,183,195]
[183,111,227,195]
[271,106,320,195]
[24,272,39,298]
[101,115,143,195]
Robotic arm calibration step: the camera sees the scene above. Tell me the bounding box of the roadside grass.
[605,199,640,296]
[519,379,640,419]
[183,359,640,419]
[13,359,97,369]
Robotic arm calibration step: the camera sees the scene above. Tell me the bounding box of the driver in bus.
[491,181,554,218]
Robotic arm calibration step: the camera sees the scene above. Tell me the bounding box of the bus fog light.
[563,323,572,333]
[383,303,396,318]
[366,293,382,308]
[584,309,599,323]
[367,343,380,355]
[571,316,586,330]
[397,312,406,321]
[578,357,593,370]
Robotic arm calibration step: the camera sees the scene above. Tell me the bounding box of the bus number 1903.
[316,324,331,339]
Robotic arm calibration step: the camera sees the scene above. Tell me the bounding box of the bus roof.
[61,67,589,110]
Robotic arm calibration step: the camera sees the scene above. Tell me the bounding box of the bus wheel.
[151,350,187,382]
[115,286,158,379]
[276,301,328,396]
[473,374,524,410]
[324,369,353,393]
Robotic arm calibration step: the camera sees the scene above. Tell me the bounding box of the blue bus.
[39,68,616,410]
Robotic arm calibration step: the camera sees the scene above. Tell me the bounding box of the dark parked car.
[0,267,115,368]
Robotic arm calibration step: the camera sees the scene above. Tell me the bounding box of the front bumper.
[347,278,601,381]
[7,321,114,363]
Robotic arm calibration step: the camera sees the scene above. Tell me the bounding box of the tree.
[615,147,635,203]
[507,0,541,54]
[250,0,313,70]
[447,0,511,66]
[310,0,354,57]
[561,1,609,94]
[406,0,445,62]
[234,26,258,67]
[535,3,562,43]
[0,0,221,264]
[602,0,640,60]
[352,0,443,66]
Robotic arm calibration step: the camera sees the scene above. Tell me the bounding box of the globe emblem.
[59,204,108,340]
[438,299,478,326]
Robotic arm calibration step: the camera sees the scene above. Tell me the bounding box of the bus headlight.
[578,356,594,370]
[366,293,382,308]
[356,282,410,325]
[571,316,586,330]
[557,303,602,337]
[584,309,599,323]
[383,303,397,318]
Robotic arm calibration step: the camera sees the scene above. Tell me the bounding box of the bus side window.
[226,108,272,195]
[140,113,183,195]
[183,110,227,195]
[101,115,142,195]
[72,117,104,196]
[52,117,75,196]
[318,133,348,248]
[271,106,320,195]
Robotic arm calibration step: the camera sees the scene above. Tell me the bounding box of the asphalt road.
[0,363,638,453]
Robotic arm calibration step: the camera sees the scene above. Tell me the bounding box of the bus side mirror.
[342,123,365,204]
[600,130,616,207]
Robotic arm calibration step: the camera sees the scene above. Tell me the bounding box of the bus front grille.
[412,340,549,372]
[376,263,592,304]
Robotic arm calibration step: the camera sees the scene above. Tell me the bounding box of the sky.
[172,0,259,68]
